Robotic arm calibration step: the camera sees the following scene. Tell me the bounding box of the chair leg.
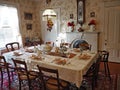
[19,80,21,90]
[28,80,32,90]
[104,62,107,76]
[79,86,86,90]
[1,70,3,88]
[106,63,111,80]
[11,71,14,80]
[104,62,111,80]
[6,69,11,89]
[91,77,95,90]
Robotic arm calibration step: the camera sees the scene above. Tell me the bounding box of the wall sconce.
[42,0,57,32]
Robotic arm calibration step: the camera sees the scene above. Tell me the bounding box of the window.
[0,5,22,48]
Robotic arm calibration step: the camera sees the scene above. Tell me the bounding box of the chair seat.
[29,70,39,76]
[19,74,36,80]
[18,70,38,80]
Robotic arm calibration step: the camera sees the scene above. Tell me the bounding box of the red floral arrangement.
[67,21,75,27]
[88,19,96,25]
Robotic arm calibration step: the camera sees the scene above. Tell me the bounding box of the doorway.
[40,8,60,44]
[104,1,120,63]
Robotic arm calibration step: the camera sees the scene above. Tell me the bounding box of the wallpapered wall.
[37,0,118,32]
[0,0,118,45]
[36,0,118,48]
[37,0,112,47]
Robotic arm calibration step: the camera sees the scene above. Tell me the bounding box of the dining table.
[3,46,98,88]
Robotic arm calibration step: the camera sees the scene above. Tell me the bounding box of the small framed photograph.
[70,14,73,19]
[77,0,85,24]
[26,24,32,30]
[24,12,33,20]
[90,12,95,17]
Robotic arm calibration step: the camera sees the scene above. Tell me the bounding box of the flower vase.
[68,26,73,32]
[89,25,95,31]
[71,26,74,32]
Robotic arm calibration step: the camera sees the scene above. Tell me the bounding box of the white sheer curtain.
[0,5,22,48]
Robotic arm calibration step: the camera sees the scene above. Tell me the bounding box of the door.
[104,1,120,63]
[40,8,60,44]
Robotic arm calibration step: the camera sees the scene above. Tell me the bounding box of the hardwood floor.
[100,62,120,75]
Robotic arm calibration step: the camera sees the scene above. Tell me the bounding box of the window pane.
[0,5,22,48]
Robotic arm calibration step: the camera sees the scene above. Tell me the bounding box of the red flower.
[88,19,96,25]
[67,21,75,27]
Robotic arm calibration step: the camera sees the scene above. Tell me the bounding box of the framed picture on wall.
[77,0,85,25]
[24,12,33,20]
[26,24,32,30]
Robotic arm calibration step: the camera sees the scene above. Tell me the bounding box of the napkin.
[73,48,80,52]
[78,53,91,60]
[47,52,60,56]
[25,49,34,53]
[67,53,76,58]
[13,52,23,56]
[52,58,66,65]
[30,54,42,60]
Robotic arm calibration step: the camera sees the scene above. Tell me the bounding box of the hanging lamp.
[42,0,56,32]
[42,0,56,20]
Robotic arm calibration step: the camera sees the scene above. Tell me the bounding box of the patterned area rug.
[0,73,40,90]
[0,72,118,90]
[94,73,117,90]
[67,72,117,90]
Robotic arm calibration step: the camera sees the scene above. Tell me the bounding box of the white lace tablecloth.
[3,49,97,87]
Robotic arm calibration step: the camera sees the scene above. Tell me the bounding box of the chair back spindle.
[37,65,69,90]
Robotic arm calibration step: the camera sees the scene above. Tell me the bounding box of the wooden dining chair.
[82,54,101,90]
[98,50,111,80]
[12,59,39,90]
[71,39,91,51]
[0,56,15,89]
[45,41,54,47]
[6,42,20,52]
[37,65,70,90]
[79,43,92,51]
